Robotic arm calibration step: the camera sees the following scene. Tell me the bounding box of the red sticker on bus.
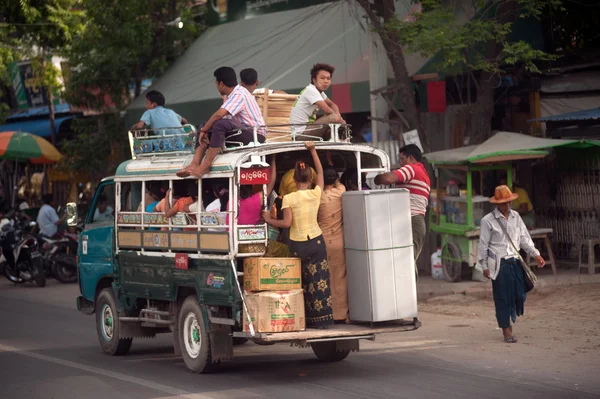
[175,253,188,270]
[240,167,270,185]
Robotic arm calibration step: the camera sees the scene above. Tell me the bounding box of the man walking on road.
[478,185,545,343]
[374,144,430,262]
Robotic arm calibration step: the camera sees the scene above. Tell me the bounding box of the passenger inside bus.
[164,181,196,219]
[136,184,164,213]
[340,168,370,191]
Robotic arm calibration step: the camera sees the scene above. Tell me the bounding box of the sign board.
[175,253,189,270]
[240,167,270,185]
[403,129,423,153]
[238,226,267,242]
[8,59,63,111]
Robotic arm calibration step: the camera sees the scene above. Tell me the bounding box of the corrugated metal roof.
[531,107,600,122]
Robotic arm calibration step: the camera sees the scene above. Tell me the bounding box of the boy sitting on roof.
[289,63,345,140]
[177,67,266,178]
[130,90,188,135]
[240,68,287,95]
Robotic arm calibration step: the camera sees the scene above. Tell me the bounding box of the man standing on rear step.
[374,144,431,271]
[289,63,345,141]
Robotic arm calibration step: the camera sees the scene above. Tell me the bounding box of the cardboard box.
[243,289,306,333]
[243,257,301,292]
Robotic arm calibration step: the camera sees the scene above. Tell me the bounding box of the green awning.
[424,131,600,165]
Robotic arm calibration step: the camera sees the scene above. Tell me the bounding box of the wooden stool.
[526,229,557,276]
[578,239,600,275]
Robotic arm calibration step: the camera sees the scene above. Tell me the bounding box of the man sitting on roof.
[177,67,266,178]
[289,63,345,140]
[240,68,287,95]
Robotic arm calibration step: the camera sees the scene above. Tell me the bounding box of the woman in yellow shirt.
[263,142,333,329]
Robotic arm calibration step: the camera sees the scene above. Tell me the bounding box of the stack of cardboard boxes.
[242,257,305,333]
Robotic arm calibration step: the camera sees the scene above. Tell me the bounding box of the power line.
[165,2,336,90]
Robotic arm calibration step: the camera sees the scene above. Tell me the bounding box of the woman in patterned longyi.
[263,142,333,329]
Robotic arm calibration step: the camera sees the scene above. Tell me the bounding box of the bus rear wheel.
[178,296,220,373]
[311,340,353,362]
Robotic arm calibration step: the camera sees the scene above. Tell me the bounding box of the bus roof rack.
[128,123,352,159]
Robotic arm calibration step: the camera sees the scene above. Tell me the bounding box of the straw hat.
[490,185,519,204]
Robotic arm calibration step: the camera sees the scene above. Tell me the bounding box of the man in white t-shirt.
[289,63,345,140]
[240,68,286,95]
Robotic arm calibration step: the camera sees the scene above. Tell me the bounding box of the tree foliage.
[64,0,202,110]
[386,0,560,77]
[57,0,202,181]
[357,0,563,144]
[1,0,85,138]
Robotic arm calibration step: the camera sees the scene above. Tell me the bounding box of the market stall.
[424,131,600,282]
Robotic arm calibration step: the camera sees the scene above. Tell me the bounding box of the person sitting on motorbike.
[37,194,67,238]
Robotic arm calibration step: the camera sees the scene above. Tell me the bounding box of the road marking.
[0,343,214,399]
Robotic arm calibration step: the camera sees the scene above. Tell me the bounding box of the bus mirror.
[66,202,78,227]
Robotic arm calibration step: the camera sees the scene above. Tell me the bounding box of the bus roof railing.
[128,123,353,159]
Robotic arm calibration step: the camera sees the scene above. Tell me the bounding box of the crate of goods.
[253,90,299,143]
[243,289,306,333]
[243,257,301,292]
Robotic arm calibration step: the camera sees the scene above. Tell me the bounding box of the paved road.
[0,280,597,399]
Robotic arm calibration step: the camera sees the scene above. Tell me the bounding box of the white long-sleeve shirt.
[478,208,539,271]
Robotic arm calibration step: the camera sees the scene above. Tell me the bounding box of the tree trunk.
[353,0,427,149]
[48,92,57,145]
[472,1,518,143]
[134,64,142,98]
[472,74,495,143]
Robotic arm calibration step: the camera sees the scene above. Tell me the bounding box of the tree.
[64,0,201,111]
[356,0,560,144]
[1,0,85,144]
[58,0,202,181]
[354,0,424,141]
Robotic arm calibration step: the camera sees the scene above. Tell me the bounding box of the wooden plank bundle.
[253,89,299,142]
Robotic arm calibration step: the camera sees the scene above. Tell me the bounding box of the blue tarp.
[0,116,74,138]
[531,108,600,123]
[6,103,71,121]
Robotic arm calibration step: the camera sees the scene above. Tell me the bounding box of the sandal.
[504,336,518,343]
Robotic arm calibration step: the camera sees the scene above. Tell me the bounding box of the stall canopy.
[124,1,427,127]
[424,131,600,165]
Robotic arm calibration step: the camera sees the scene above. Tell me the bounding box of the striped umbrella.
[0,131,63,164]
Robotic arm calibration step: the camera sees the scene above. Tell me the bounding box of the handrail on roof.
[128,123,353,159]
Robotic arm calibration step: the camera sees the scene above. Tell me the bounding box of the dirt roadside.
[394,284,600,393]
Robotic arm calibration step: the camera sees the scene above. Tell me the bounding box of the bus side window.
[90,184,115,224]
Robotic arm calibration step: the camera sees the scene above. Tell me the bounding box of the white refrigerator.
[342,188,418,322]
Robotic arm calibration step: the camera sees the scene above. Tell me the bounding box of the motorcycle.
[1,215,46,287]
[40,232,79,284]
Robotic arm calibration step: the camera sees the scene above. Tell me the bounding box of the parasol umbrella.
[0,131,63,207]
[0,131,63,163]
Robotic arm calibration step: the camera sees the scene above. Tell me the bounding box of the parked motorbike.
[1,215,45,287]
[40,232,79,284]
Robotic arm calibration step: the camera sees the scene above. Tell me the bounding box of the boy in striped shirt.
[375,144,431,262]
[178,66,266,178]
